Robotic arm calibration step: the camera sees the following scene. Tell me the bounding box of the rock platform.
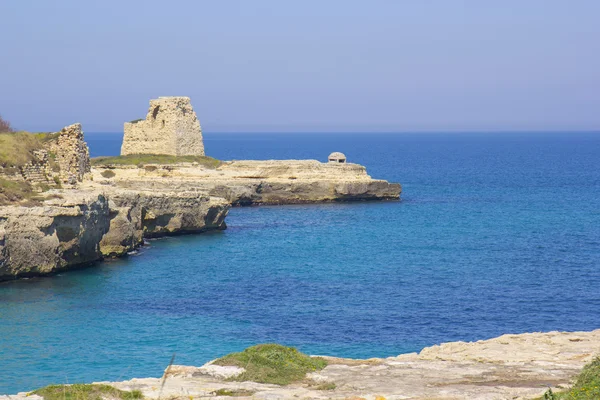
[4,329,599,400]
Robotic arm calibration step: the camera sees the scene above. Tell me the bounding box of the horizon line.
[85,129,600,135]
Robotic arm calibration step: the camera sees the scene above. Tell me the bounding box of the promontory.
[0,97,400,281]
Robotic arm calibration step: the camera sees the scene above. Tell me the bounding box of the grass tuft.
[213,343,327,386]
[33,384,143,400]
[540,357,600,399]
[213,388,255,397]
[91,154,221,169]
[101,170,116,179]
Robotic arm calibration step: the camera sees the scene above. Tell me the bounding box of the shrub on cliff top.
[33,384,143,400]
[540,357,600,399]
[213,343,327,385]
[0,115,13,132]
[91,154,222,169]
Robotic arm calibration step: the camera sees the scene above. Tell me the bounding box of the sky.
[1,1,599,133]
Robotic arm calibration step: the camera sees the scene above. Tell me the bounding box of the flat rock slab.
[6,330,596,400]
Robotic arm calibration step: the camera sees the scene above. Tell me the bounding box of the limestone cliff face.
[99,189,228,257]
[0,189,229,280]
[122,97,204,156]
[0,193,110,280]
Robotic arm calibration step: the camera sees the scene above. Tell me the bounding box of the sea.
[1,132,599,393]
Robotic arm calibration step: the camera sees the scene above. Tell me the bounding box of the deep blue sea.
[1,132,600,393]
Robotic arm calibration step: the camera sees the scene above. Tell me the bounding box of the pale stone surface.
[122,97,204,156]
[90,159,402,205]
[5,330,595,400]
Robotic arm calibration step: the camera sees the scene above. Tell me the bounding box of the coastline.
[0,159,400,281]
[4,329,599,400]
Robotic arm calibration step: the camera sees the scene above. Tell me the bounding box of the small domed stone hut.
[328,152,347,163]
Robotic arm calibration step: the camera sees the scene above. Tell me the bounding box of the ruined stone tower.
[121,97,205,156]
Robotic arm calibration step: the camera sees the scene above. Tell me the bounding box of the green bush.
[213,343,327,385]
[101,170,116,179]
[540,357,600,399]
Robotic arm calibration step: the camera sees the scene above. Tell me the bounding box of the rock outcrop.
[99,189,228,257]
[122,97,204,156]
[0,192,110,280]
[0,189,229,280]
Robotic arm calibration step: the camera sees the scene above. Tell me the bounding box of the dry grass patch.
[91,154,221,169]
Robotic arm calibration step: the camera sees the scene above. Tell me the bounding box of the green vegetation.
[213,388,255,397]
[0,131,59,167]
[128,119,144,124]
[540,357,600,399]
[91,154,222,169]
[101,169,116,179]
[33,384,143,400]
[0,114,13,132]
[0,178,36,205]
[0,132,44,167]
[213,344,328,386]
[313,382,336,390]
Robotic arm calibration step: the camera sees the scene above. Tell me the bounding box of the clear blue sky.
[1,1,599,133]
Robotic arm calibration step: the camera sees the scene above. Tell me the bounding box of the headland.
[0,97,400,281]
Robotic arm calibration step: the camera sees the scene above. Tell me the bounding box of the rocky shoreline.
[3,329,599,400]
[0,158,400,281]
[0,100,401,281]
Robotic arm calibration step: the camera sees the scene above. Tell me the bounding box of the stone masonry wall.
[49,123,91,185]
[121,97,205,156]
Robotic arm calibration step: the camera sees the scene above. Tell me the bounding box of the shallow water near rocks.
[1,132,599,393]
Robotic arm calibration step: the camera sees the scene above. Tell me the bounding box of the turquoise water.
[1,132,600,393]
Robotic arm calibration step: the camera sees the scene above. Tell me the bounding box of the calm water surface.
[1,132,599,393]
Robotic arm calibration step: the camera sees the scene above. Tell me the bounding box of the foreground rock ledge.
[6,329,599,400]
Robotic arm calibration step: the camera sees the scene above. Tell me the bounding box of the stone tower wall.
[121,97,205,156]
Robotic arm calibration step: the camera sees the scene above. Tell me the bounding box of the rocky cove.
[0,100,401,281]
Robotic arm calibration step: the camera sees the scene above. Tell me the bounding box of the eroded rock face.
[122,97,204,156]
[0,188,229,280]
[0,193,110,280]
[99,189,228,257]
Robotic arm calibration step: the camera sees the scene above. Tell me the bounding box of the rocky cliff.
[0,190,228,281]
[99,188,228,257]
[0,192,110,280]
